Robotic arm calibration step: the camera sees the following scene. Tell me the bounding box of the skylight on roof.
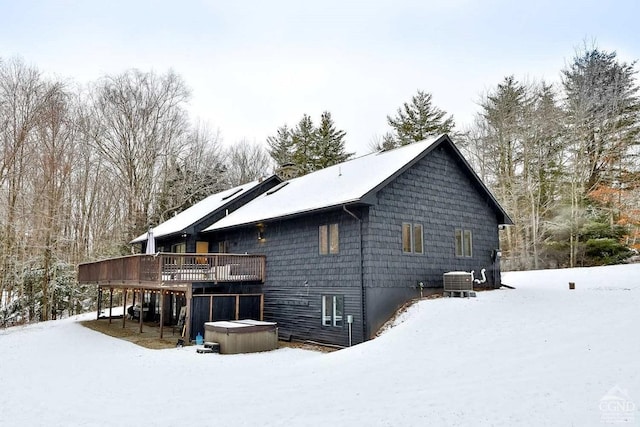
[221,188,243,201]
[266,181,289,195]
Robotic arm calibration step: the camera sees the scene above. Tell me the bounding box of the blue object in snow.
[195,333,203,345]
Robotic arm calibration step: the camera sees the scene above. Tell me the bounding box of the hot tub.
[203,320,278,354]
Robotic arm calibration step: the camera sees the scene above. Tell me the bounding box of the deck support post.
[122,289,127,328]
[260,294,264,321]
[108,288,113,324]
[185,286,192,342]
[159,290,164,339]
[139,289,143,334]
[97,287,102,320]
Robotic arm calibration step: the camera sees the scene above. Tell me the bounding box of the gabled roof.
[205,134,512,232]
[130,176,279,243]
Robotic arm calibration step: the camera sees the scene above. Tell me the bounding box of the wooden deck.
[78,253,266,286]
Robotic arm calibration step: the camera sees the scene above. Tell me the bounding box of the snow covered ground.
[1,264,639,426]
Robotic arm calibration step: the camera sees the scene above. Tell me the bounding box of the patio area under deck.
[85,311,192,349]
[96,283,190,340]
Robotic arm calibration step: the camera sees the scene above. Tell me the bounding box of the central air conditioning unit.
[443,272,473,292]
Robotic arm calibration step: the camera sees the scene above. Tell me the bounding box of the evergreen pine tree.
[267,112,353,175]
[386,90,455,147]
[291,114,316,173]
[313,111,353,169]
[266,124,294,166]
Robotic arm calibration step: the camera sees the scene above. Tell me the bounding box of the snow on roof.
[205,135,444,231]
[130,178,269,243]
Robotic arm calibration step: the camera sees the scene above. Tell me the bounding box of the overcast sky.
[1,0,639,155]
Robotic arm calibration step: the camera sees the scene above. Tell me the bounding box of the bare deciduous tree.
[225,139,273,186]
[86,69,190,238]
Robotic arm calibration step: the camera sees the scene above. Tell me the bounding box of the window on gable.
[463,230,473,257]
[455,229,463,257]
[403,222,423,254]
[455,229,473,257]
[413,224,423,254]
[321,295,344,327]
[402,223,412,253]
[319,223,339,255]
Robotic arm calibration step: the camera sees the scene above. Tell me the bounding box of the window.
[319,223,339,255]
[322,295,344,327]
[455,229,463,257]
[464,230,473,257]
[329,224,339,254]
[402,222,424,254]
[455,229,473,257]
[402,223,412,253]
[414,224,424,254]
[172,242,186,253]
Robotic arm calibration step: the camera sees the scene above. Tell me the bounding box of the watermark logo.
[600,385,636,424]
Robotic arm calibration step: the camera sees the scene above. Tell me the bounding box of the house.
[78,134,512,347]
[78,176,280,339]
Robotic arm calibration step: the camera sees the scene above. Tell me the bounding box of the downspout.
[343,205,365,343]
[342,205,360,222]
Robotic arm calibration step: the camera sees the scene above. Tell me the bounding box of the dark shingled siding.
[362,144,501,337]
[203,143,504,346]
[216,209,366,347]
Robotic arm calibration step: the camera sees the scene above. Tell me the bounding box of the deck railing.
[78,253,266,284]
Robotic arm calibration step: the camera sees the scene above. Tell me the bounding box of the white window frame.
[321,295,344,327]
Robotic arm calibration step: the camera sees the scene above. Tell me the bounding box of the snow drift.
[1,264,639,426]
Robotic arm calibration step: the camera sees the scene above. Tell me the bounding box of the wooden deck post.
[260,294,264,321]
[235,295,240,320]
[139,289,143,334]
[185,286,192,343]
[97,287,102,320]
[108,288,113,324]
[122,289,127,328]
[159,291,164,339]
